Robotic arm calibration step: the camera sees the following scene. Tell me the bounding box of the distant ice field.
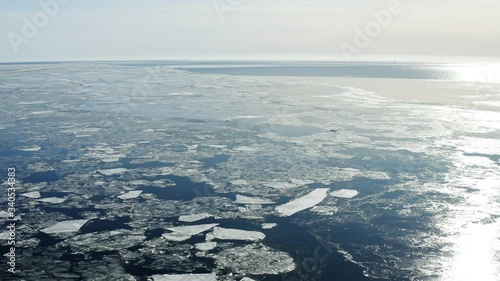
[0,61,499,281]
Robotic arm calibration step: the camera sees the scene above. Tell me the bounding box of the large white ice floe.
[275,188,330,217]
[117,190,142,200]
[178,213,212,222]
[163,224,219,242]
[41,219,89,234]
[151,273,217,281]
[97,168,128,176]
[216,244,295,275]
[329,189,359,198]
[235,194,275,205]
[212,227,265,241]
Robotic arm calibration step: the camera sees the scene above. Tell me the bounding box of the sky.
[1,0,500,62]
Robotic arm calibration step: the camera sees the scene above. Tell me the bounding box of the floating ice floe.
[18,146,41,152]
[31,111,53,115]
[216,244,295,275]
[117,190,142,200]
[97,168,128,176]
[151,273,216,281]
[235,195,275,205]
[163,224,219,242]
[195,241,217,251]
[101,158,120,163]
[275,188,329,217]
[263,179,313,190]
[129,180,149,186]
[212,227,265,242]
[59,230,145,252]
[262,223,277,229]
[178,213,212,222]
[21,191,41,199]
[0,211,10,218]
[41,219,89,234]
[0,231,9,240]
[36,197,66,203]
[329,189,359,198]
[230,179,248,185]
[310,206,338,216]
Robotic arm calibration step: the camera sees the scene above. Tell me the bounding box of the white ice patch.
[162,232,194,242]
[31,111,53,115]
[151,273,217,281]
[21,191,41,199]
[163,224,219,241]
[41,219,89,234]
[263,182,297,190]
[275,188,329,217]
[18,146,41,152]
[262,223,277,229]
[118,190,142,200]
[101,158,120,163]
[235,195,275,205]
[36,197,66,204]
[0,231,10,240]
[310,206,338,216]
[329,189,359,198]
[195,242,217,251]
[230,179,248,185]
[212,227,265,242]
[178,213,212,222]
[97,168,128,176]
[0,211,10,218]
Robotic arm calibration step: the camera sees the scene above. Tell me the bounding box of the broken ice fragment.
[151,273,217,281]
[36,197,66,203]
[329,189,359,198]
[163,224,219,241]
[21,191,41,199]
[118,190,142,200]
[161,232,193,242]
[195,242,217,251]
[230,179,248,185]
[41,219,89,234]
[166,224,219,235]
[216,244,295,275]
[235,195,275,205]
[178,213,212,222]
[97,168,128,176]
[18,146,41,152]
[212,227,265,242]
[275,188,329,217]
[261,223,277,229]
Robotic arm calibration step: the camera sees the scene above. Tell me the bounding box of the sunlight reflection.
[443,222,500,281]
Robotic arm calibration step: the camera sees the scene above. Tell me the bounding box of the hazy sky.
[1,0,499,62]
